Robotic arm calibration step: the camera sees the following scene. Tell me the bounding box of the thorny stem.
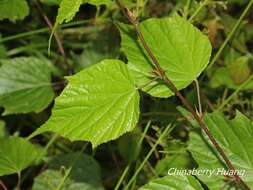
[116,1,251,189]
[33,0,72,74]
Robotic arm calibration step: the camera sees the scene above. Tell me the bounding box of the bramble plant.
[0,0,253,190]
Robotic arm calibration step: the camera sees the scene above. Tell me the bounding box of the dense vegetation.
[0,0,253,189]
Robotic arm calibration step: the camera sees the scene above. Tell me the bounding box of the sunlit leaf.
[31,59,140,147]
[56,0,111,24]
[118,14,212,97]
[56,0,83,24]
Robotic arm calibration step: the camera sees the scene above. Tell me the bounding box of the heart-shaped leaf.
[31,59,140,147]
[118,14,212,97]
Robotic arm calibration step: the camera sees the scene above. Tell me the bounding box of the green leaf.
[155,141,194,176]
[42,0,112,7]
[118,14,212,98]
[118,129,142,163]
[0,57,54,115]
[73,27,119,72]
[0,120,7,138]
[32,59,140,147]
[0,0,29,22]
[0,37,7,59]
[56,0,111,24]
[228,56,251,85]
[40,0,62,5]
[221,14,248,53]
[188,111,253,189]
[33,153,104,190]
[56,0,83,24]
[0,136,40,176]
[209,67,253,90]
[210,49,253,90]
[138,175,203,190]
[84,0,112,5]
[176,106,198,128]
[155,154,191,176]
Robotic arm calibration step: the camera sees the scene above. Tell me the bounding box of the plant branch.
[33,0,72,74]
[0,179,8,190]
[116,1,251,189]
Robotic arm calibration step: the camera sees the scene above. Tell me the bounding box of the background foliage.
[0,0,253,189]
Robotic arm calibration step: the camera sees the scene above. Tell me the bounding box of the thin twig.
[116,1,251,189]
[33,0,72,74]
[146,137,159,159]
[0,180,8,190]
[202,93,215,111]
[146,160,157,176]
[183,0,192,19]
